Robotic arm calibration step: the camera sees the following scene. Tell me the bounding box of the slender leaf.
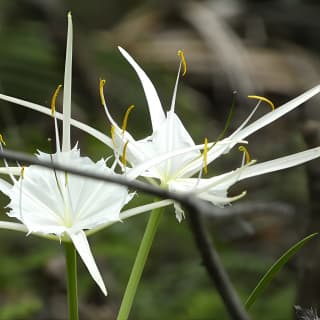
[245,232,318,310]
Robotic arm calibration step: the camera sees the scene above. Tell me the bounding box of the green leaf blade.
[245,232,318,310]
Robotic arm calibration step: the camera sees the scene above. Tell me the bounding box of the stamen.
[177,50,187,76]
[247,95,275,111]
[99,78,106,106]
[216,91,237,142]
[0,134,6,146]
[121,140,129,166]
[202,137,209,175]
[121,105,135,133]
[20,166,25,178]
[207,91,237,152]
[111,125,116,146]
[51,84,63,116]
[238,145,251,164]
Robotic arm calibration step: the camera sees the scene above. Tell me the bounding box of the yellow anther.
[51,84,63,116]
[0,134,6,146]
[111,125,116,146]
[177,50,187,76]
[238,145,251,164]
[99,78,106,106]
[121,141,129,166]
[121,105,135,133]
[202,137,209,175]
[247,95,275,111]
[20,166,25,178]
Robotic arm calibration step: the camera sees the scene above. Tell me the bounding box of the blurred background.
[0,0,320,319]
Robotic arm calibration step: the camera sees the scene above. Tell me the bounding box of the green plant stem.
[117,207,163,320]
[64,241,79,320]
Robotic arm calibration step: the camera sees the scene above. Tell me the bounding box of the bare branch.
[0,148,214,214]
[188,210,250,320]
[202,201,295,219]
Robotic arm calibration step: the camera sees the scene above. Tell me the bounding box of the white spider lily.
[0,13,175,296]
[169,147,320,204]
[0,147,134,296]
[112,47,320,178]
[100,48,320,220]
[0,25,320,223]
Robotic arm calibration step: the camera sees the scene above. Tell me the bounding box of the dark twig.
[0,149,218,219]
[202,201,295,219]
[0,148,250,320]
[188,209,250,320]
[0,149,185,203]
[296,121,320,308]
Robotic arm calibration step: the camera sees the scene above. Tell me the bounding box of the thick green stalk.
[117,207,163,320]
[64,241,79,320]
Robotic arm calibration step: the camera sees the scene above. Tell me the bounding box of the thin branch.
[0,148,209,213]
[188,210,250,320]
[202,201,295,219]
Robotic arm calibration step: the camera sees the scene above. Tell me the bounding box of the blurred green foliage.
[0,0,318,319]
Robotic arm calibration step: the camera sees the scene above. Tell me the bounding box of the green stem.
[117,207,163,320]
[64,241,79,320]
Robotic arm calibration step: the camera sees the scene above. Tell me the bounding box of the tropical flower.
[99,47,320,220]
[0,13,172,295]
[0,20,320,223]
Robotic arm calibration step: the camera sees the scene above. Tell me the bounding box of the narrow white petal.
[0,94,113,147]
[189,170,242,195]
[0,167,21,176]
[170,63,181,113]
[238,147,320,180]
[170,175,245,206]
[69,231,107,295]
[232,85,320,142]
[0,178,13,195]
[62,12,73,152]
[170,163,250,207]
[198,191,246,205]
[149,112,200,180]
[174,138,244,179]
[118,46,165,131]
[126,143,204,179]
[0,221,65,241]
[120,199,173,220]
[0,221,28,233]
[85,199,173,236]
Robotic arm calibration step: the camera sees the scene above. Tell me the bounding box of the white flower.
[0,148,133,296]
[0,13,142,296]
[1,27,320,223]
[101,47,320,220]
